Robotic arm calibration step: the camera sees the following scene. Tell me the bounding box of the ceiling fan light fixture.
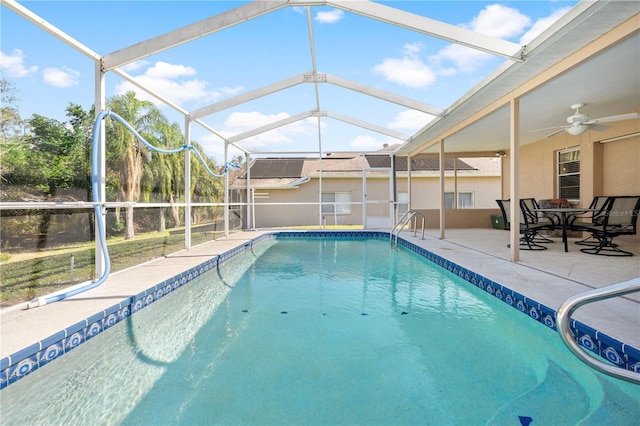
[567,113,588,124]
[567,123,588,136]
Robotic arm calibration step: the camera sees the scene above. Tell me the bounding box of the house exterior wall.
[249,172,502,228]
[512,119,640,242]
[397,175,502,210]
[517,119,640,204]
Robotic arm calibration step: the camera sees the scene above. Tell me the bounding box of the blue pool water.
[1,237,639,425]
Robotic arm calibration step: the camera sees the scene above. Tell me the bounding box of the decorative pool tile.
[573,321,599,355]
[1,230,638,390]
[626,345,640,372]
[539,305,556,330]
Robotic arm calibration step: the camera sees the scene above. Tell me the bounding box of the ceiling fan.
[531,103,640,137]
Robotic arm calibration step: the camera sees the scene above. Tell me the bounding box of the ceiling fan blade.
[587,112,640,124]
[589,124,611,132]
[545,128,566,138]
[529,125,568,133]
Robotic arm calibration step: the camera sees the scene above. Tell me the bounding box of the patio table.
[533,207,600,252]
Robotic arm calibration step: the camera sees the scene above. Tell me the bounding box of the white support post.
[439,140,446,239]
[184,117,192,249]
[362,154,367,229]
[454,157,458,209]
[510,98,521,261]
[224,142,229,236]
[246,153,252,230]
[94,60,106,279]
[389,153,395,226]
[407,156,412,213]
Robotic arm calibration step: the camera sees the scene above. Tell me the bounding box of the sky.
[1,0,579,164]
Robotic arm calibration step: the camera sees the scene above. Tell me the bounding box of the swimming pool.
[1,233,639,424]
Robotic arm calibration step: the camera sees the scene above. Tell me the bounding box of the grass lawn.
[0,227,225,308]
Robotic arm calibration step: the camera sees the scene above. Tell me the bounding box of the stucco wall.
[402,175,502,210]
[250,173,502,228]
[508,119,640,243]
[515,120,639,204]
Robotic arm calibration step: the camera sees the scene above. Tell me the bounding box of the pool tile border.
[1,230,638,389]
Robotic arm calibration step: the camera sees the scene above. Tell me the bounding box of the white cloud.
[43,67,79,88]
[315,9,344,24]
[373,43,437,89]
[520,7,572,45]
[145,61,196,79]
[115,60,244,107]
[0,49,38,78]
[388,109,436,132]
[431,4,530,74]
[432,44,492,74]
[466,4,530,38]
[120,60,149,72]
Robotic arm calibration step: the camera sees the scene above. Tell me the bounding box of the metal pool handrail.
[556,277,640,384]
[391,210,425,247]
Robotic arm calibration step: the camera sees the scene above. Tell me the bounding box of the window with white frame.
[397,192,409,215]
[557,148,580,201]
[322,192,351,214]
[444,192,474,209]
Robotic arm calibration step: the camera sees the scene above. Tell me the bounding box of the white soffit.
[396,0,640,156]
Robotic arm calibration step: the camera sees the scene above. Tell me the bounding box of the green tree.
[0,79,27,185]
[106,91,164,240]
[140,121,185,230]
[190,141,223,224]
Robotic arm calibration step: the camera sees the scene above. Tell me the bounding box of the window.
[444,192,474,209]
[557,148,580,201]
[322,192,351,214]
[397,192,409,215]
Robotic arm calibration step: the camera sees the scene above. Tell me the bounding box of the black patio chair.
[573,195,640,256]
[570,196,610,246]
[496,199,548,250]
[520,198,558,243]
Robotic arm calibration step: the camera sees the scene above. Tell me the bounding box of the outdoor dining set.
[495,195,640,256]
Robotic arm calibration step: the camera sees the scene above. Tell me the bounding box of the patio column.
[439,139,445,239]
[509,98,521,261]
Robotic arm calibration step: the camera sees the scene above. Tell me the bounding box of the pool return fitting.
[26,110,237,309]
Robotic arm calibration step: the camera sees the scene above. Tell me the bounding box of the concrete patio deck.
[1,228,638,362]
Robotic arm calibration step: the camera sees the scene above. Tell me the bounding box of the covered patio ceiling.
[4,0,639,160]
[398,0,640,156]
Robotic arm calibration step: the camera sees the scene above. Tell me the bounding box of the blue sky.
[1,0,578,163]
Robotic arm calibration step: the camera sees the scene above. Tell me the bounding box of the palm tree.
[106,92,164,240]
[141,121,185,230]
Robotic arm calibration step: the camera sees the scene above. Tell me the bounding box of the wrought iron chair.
[570,196,610,246]
[520,198,558,243]
[573,196,640,256]
[496,199,548,250]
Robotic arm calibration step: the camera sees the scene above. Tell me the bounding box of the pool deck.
[1,228,639,361]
